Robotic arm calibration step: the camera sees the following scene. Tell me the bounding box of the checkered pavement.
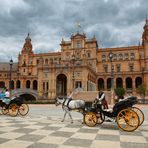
[0,114,148,148]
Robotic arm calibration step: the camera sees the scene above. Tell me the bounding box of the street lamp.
[109,51,114,104]
[9,58,13,94]
[72,54,75,92]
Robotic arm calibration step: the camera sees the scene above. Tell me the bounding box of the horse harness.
[62,98,72,110]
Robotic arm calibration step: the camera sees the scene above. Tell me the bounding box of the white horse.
[55,97,85,123]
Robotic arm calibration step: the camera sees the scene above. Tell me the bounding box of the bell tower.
[21,33,33,54]
[19,33,33,76]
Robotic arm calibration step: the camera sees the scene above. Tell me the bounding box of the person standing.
[97,89,108,109]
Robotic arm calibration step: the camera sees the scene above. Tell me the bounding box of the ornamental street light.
[109,51,114,104]
[72,53,75,92]
[9,58,13,97]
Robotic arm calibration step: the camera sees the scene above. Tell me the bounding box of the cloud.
[0,0,147,62]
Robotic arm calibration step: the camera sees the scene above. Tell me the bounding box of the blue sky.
[0,0,147,62]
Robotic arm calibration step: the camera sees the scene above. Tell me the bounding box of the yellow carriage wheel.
[1,106,8,115]
[84,112,98,127]
[116,108,139,132]
[131,107,144,126]
[8,103,18,117]
[19,104,29,116]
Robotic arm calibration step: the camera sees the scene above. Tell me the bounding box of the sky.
[0,0,147,62]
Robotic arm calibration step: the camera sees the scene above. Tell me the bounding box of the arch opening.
[56,74,67,96]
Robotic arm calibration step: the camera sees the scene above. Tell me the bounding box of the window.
[45,59,48,65]
[87,52,91,58]
[103,64,108,73]
[36,59,39,64]
[118,53,123,60]
[75,81,82,88]
[129,63,134,72]
[113,54,117,61]
[102,55,106,62]
[116,64,121,72]
[76,40,82,48]
[124,53,129,60]
[130,53,135,60]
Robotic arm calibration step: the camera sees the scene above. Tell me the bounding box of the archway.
[135,77,142,88]
[56,74,67,96]
[98,78,104,90]
[116,78,123,88]
[33,80,38,90]
[26,80,30,88]
[16,80,21,89]
[20,94,36,101]
[0,81,5,88]
[126,77,132,89]
[107,78,111,90]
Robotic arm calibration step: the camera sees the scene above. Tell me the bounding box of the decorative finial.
[76,21,81,33]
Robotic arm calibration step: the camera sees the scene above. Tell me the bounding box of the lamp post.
[109,51,114,104]
[72,53,75,92]
[9,58,13,97]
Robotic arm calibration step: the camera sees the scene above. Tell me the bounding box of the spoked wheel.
[1,106,8,115]
[131,107,144,126]
[116,108,140,132]
[19,104,29,116]
[96,111,105,124]
[8,103,18,117]
[84,112,98,127]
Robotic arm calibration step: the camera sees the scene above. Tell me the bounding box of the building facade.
[0,19,148,101]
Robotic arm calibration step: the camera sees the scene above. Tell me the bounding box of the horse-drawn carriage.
[0,94,29,117]
[55,96,144,132]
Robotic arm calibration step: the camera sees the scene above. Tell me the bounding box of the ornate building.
[0,19,148,101]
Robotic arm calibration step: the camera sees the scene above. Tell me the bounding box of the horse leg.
[61,110,67,122]
[67,110,73,123]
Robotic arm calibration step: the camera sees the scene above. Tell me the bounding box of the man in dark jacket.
[97,89,108,109]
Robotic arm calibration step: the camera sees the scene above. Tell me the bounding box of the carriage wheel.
[1,106,8,115]
[84,112,98,127]
[19,104,29,116]
[116,108,139,132]
[131,107,144,126]
[8,103,18,117]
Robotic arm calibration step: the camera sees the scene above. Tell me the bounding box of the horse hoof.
[61,120,64,122]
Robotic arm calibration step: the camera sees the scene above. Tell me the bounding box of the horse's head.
[55,97,65,106]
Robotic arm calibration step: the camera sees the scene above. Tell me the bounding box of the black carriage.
[84,96,144,132]
[0,96,29,117]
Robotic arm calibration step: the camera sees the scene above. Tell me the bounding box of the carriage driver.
[96,89,108,109]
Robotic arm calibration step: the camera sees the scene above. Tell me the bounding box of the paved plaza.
[0,105,148,148]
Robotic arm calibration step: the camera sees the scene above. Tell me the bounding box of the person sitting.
[3,89,11,104]
[96,89,108,109]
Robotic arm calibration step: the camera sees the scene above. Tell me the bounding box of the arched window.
[26,80,30,89]
[135,77,142,88]
[116,78,123,88]
[98,78,104,90]
[16,80,21,88]
[33,80,38,90]
[107,78,111,90]
[126,77,132,89]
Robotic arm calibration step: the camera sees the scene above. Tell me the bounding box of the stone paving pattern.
[0,115,148,148]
